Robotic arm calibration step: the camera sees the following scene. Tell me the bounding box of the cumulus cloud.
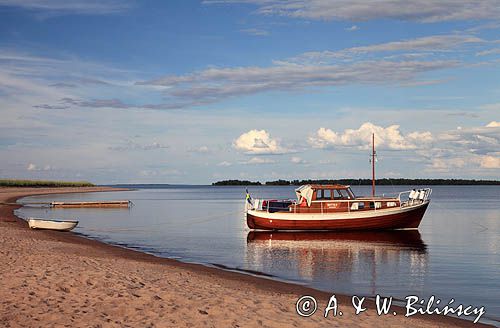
[438,124,499,155]
[233,129,290,154]
[204,0,500,22]
[486,121,500,127]
[430,157,466,170]
[425,152,500,172]
[476,155,500,168]
[417,123,500,172]
[309,122,433,150]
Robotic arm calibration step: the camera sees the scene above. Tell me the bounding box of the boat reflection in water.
[246,230,428,296]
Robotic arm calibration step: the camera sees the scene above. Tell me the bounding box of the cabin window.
[323,189,331,199]
[369,202,375,209]
[316,189,332,200]
[387,201,397,207]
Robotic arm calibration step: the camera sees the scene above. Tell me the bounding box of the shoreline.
[0,187,493,327]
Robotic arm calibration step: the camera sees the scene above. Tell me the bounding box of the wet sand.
[0,187,491,327]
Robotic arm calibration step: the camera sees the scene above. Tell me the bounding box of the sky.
[0,0,499,184]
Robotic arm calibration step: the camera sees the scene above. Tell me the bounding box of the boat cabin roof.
[308,184,350,190]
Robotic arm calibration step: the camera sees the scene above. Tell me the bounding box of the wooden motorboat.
[245,134,431,231]
[27,218,79,231]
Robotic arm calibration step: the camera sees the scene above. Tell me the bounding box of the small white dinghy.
[27,218,79,231]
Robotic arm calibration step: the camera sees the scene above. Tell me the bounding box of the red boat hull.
[247,202,429,231]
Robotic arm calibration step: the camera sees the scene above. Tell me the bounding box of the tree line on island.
[212,178,500,186]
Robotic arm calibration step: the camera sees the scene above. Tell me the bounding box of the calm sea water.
[16,185,500,325]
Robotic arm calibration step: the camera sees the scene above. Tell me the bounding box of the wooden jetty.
[50,200,131,208]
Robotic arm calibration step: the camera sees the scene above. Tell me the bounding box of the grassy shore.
[0,179,94,188]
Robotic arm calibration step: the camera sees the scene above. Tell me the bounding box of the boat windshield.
[334,188,355,199]
[334,189,347,199]
[347,187,356,199]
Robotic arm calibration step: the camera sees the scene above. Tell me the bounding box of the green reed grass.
[0,179,95,187]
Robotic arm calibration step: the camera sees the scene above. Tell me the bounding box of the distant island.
[212,178,500,186]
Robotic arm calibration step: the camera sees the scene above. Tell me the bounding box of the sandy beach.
[0,187,491,327]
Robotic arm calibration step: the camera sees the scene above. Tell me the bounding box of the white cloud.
[430,157,466,170]
[245,157,276,164]
[425,153,500,172]
[290,156,308,164]
[139,169,183,177]
[417,123,500,172]
[486,121,500,127]
[477,155,500,168]
[217,161,232,167]
[309,122,433,150]
[438,124,499,155]
[137,60,458,106]
[0,0,131,15]
[285,35,484,64]
[26,163,53,171]
[240,28,269,36]
[205,0,500,22]
[476,48,500,56]
[234,129,290,154]
[345,25,359,32]
[108,140,169,151]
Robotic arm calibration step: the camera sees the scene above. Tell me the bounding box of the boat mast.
[371,133,376,197]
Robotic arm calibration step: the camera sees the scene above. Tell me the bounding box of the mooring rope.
[77,209,243,233]
[429,201,490,233]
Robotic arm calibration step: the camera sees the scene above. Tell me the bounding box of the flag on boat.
[245,188,253,204]
[245,188,254,211]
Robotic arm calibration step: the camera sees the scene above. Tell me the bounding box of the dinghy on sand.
[27,218,79,231]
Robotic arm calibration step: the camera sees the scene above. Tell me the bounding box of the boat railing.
[399,188,432,207]
[249,198,296,213]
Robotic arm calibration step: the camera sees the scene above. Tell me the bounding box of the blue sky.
[0,0,499,184]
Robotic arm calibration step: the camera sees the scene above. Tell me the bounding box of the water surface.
[17,185,500,324]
